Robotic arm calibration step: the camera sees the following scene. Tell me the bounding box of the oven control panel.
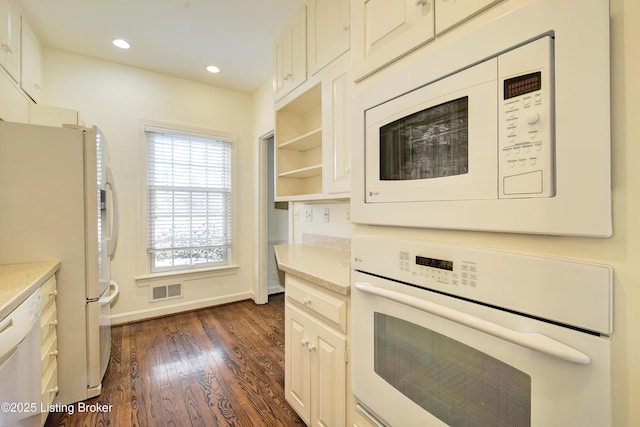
[354,236,613,335]
[400,251,477,287]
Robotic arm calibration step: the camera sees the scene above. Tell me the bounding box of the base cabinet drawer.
[39,274,58,425]
[41,364,58,424]
[286,275,347,332]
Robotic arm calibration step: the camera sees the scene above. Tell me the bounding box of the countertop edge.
[0,261,61,320]
[274,244,351,296]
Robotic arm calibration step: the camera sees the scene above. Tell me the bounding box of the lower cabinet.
[39,275,59,425]
[284,275,347,426]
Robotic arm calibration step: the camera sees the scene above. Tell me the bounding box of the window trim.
[142,121,237,274]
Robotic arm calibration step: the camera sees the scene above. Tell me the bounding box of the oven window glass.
[374,313,531,426]
[379,97,469,181]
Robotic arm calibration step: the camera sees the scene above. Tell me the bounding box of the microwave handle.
[354,282,591,365]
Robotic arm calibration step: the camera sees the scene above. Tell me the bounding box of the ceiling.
[19,0,302,94]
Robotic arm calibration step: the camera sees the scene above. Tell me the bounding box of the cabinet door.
[274,27,290,97]
[274,4,307,100]
[288,4,307,94]
[322,53,351,195]
[0,0,21,82]
[307,0,350,75]
[285,304,311,424]
[435,0,503,34]
[351,0,435,80]
[311,320,347,427]
[21,17,42,102]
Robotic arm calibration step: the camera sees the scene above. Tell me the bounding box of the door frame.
[254,131,272,304]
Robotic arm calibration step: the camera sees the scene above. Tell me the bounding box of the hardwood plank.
[44,294,304,427]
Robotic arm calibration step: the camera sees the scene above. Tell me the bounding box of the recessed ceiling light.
[206,65,220,74]
[112,39,131,49]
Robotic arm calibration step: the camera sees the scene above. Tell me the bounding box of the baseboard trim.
[110,291,254,325]
[268,284,285,295]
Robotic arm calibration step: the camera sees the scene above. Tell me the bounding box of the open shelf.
[279,164,322,179]
[278,127,322,151]
[275,83,323,199]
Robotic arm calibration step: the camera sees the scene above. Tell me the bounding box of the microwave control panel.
[498,36,555,198]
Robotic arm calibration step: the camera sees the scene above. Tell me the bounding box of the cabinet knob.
[341,24,350,32]
[307,343,316,352]
[303,297,312,306]
[301,338,309,347]
[1,43,15,54]
[49,320,58,327]
[415,0,428,6]
[49,350,59,358]
[47,386,59,394]
[49,290,58,297]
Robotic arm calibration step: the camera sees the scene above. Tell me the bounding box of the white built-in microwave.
[351,0,612,237]
[366,37,553,204]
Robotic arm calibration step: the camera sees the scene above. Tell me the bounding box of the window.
[145,127,232,272]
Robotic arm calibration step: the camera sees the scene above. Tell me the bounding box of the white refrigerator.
[0,121,120,404]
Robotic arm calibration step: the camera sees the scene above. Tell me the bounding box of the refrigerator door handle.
[106,166,120,257]
[101,280,120,306]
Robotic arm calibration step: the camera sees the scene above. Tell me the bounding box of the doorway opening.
[256,132,289,303]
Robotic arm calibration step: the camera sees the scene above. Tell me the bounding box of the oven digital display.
[504,72,542,100]
[416,256,453,271]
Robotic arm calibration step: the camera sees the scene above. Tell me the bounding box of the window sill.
[135,264,240,287]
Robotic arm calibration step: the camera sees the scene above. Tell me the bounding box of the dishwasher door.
[0,290,43,427]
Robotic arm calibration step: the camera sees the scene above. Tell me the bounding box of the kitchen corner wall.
[40,49,258,322]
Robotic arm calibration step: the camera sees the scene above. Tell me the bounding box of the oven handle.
[354,282,591,365]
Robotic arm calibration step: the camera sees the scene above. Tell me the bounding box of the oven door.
[351,271,611,427]
[364,58,498,204]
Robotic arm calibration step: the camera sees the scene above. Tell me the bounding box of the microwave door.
[365,58,498,204]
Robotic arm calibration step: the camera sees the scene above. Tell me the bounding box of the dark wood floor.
[45,293,304,427]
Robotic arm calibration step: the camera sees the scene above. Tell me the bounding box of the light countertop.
[0,261,60,320]
[274,244,351,295]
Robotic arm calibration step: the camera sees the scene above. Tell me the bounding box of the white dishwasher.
[0,289,43,427]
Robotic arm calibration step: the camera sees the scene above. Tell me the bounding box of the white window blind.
[146,128,232,272]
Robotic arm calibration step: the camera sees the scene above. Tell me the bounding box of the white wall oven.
[351,237,613,427]
[351,0,612,237]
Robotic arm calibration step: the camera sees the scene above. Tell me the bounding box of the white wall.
[41,49,258,322]
[291,201,351,243]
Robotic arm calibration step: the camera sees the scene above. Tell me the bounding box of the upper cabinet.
[435,0,503,34]
[307,0,350,76]
[350,0,506,81]
[1,0,44,108]
[351,0,435,81]
[21,16,42,103]
[274,3,307,101]
[275,0,352,101]
[0,0,21,82]
[272,0,506,201]
[274,53,351,201]
[321,53,350,195]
